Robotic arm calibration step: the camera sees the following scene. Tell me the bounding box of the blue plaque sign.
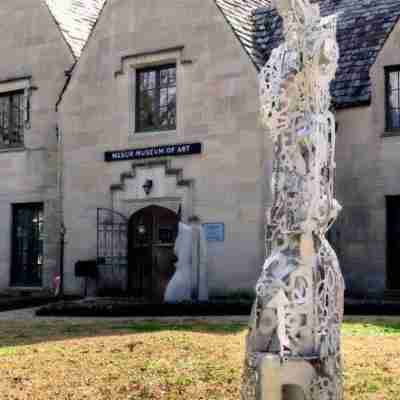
[203,223,225,242]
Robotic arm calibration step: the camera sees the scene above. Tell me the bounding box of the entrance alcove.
[96,160,194,298]
[128,205,179,301]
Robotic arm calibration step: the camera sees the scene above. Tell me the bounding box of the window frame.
[385,65,400,132]
[0,89,25,149]
[135,64,177,134]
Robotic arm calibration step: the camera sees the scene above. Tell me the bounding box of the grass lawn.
[0,318,399,399]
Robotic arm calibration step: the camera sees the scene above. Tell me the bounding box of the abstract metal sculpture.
[241,0,344,399]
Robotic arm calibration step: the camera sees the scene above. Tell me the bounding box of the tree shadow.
[343,320,400,336]
[0,319,248,350]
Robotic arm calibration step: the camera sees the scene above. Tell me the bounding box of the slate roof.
[45,0,106,59]
[215,0,270,66]
[252,0,400,108]
[43,0,400,108]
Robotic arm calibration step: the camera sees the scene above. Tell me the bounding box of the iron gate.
[97,208,128,293]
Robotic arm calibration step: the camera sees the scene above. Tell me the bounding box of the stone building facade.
[1,0,400,300]
[0,0,75,293]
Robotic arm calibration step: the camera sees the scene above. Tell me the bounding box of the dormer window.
[135,64,177,133]
[0,90,25,148]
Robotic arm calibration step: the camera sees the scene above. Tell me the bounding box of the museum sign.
[105,142,202,162]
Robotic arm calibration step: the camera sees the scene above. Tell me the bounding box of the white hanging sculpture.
[164,222,208,303]
[241,0,345,399]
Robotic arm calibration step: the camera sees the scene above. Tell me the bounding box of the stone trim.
[110,159,194,193]
[110,159,195,222]
[123,197,182,216]
[114,46,190,136]
[114,45,187,77]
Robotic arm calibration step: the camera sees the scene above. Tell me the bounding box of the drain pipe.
[59,224,66,297]
[56,122,65,298]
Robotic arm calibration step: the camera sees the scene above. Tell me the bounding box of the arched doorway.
[128,205,179,301]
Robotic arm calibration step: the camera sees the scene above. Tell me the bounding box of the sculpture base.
[243,353,343,400]
[256,354,318,400]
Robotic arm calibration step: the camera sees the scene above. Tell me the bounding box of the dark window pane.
[392,110,400,129]
[147,71,156,89]
[136,65,176,132]
[139,108,156,130]
[169,68,176,85]
[168,110,176,127]
[167,87,176,110]
[389,91,399,109]
[140,71,156,90]
[140,90,156,114]
[160,88,168,107]
[139,74,147,91]
[0,91,24,148]
[160,70,169,87]
[390,71,398,90]
[159,107,168,127]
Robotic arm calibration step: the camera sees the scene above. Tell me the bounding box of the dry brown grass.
[0,319,398,399]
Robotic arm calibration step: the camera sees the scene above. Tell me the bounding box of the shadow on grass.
[1,317,399,352]
[109,321,247,334]
[342,320,400,336]
[0,320,248,351]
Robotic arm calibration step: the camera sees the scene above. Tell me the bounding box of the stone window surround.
[0,76,34,152]
[113,46,193,137]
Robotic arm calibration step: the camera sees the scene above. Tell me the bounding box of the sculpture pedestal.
[257,354,318,400]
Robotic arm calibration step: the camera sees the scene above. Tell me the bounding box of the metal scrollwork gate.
[97,208,129,294]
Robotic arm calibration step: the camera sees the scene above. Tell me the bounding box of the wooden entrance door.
[128,206,178,301]
[387,196,400,290]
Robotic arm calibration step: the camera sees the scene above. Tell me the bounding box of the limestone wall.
[0,0,74,290]
[59,0,271,296]
[334,18,400,298]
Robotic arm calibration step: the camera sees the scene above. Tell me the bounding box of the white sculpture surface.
[164,222,193,302]
[241,0,345,399]
[164,222,208,303]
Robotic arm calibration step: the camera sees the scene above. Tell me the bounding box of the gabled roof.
[43,0,400,109]
[45,0,106,59]
[252,0,400,108]
[215,0,270,66]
